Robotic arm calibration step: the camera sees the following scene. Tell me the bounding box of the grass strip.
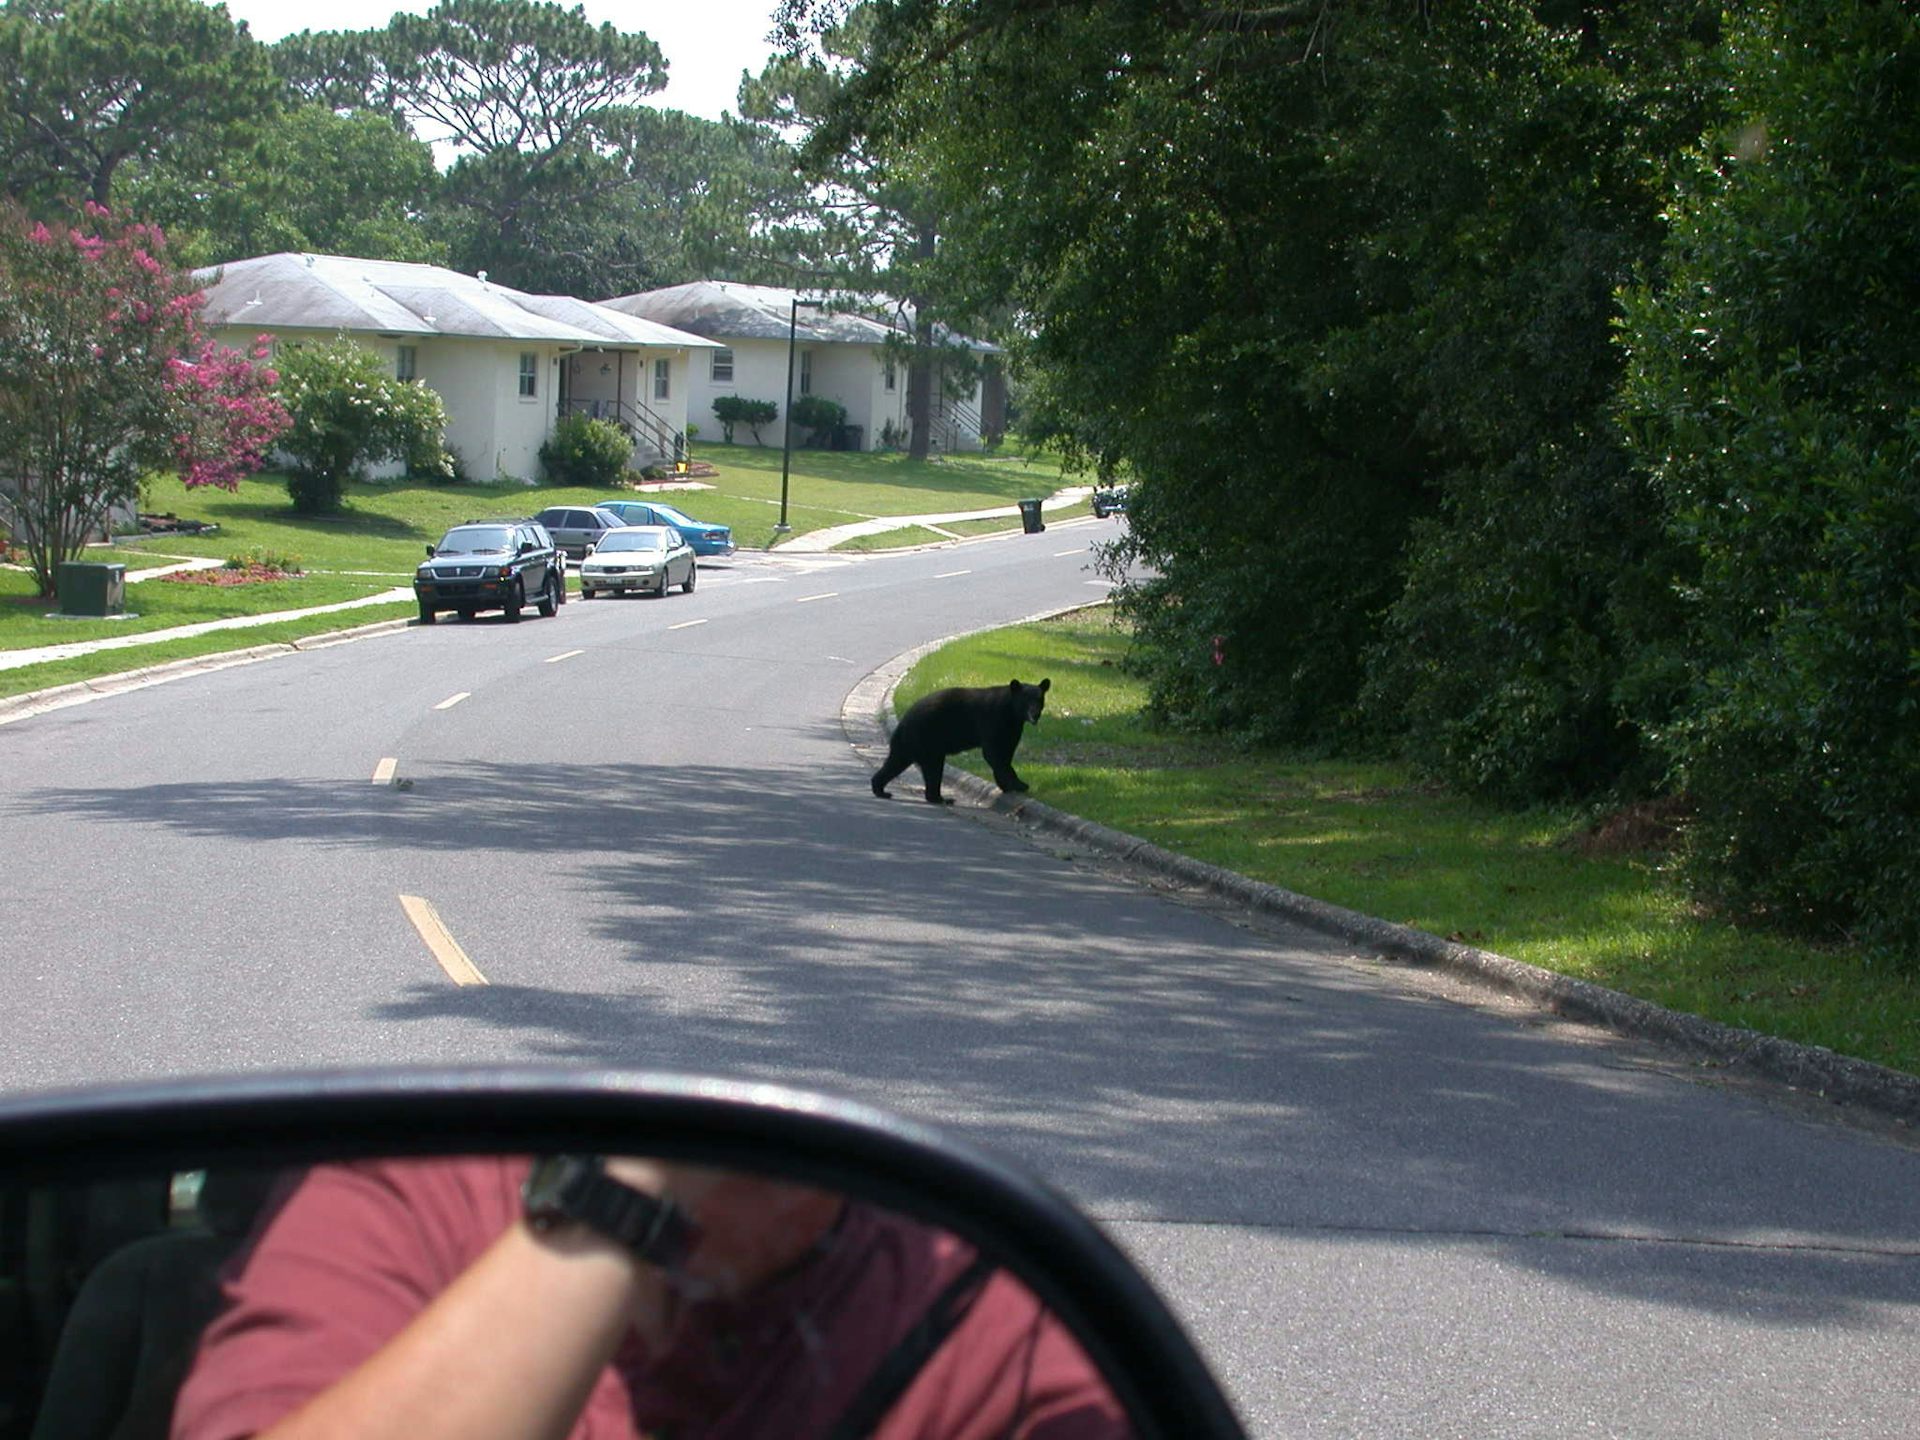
[899,607,1920,1078]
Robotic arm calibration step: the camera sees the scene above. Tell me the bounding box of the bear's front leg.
[920,755,954,805]
[984,742,1028,793]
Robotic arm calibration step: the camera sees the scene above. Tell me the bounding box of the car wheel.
[657,570,671,598]
[581,587,594,600]
[504,581,523,622]
[418,604,436,625]
[681,562,696,594]
[538,573,559,618]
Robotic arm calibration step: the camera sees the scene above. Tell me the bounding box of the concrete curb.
[0,617,412,725]
[848,640,1920,1132]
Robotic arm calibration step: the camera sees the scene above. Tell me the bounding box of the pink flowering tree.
[0,202,288,598]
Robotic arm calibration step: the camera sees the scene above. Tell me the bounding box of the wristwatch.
[522,1155,699,1268]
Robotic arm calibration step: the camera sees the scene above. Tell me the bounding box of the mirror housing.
[424,544,436,558]
[0,1067,1245,1439]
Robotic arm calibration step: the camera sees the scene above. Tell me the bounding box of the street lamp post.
[775,296,821,534]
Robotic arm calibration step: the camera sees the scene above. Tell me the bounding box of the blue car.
[594,499,736,557]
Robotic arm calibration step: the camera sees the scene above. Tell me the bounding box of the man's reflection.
[171,1156,1132,1439]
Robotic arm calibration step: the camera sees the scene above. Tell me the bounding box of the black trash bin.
[1017,498,1045,534]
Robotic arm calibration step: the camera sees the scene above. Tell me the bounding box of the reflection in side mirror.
[11,1154,1132,1440]
[0,1071,1248,1439]
[424,544,436,558]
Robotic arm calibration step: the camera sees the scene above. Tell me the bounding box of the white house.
[195,254,721,482]
[600,281,1003,455]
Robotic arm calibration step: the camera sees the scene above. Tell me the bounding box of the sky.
[210,0,784,122]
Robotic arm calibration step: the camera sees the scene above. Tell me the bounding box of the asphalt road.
[2,519,1916,1437]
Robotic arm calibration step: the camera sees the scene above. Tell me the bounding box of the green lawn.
[899,608,1920,1079]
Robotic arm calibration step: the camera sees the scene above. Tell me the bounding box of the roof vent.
[477,270,489,284]
[303,254,315,267]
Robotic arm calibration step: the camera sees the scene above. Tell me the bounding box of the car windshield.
[649,505,694,527]
[434,527,514,555]
[595,530,665,552]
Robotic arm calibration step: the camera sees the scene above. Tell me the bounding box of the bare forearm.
[259,1220,666,1440]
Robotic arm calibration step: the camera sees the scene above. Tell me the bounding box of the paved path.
[771,487,1095,553]
[0,583,412,672]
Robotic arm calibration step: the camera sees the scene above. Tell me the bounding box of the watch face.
[522,1154,595,1218]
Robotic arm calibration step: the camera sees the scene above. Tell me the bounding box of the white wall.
[214,328,707,482]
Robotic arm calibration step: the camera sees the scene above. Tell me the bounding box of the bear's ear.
[1008,679,1022,692]
[1038,678,1051,693]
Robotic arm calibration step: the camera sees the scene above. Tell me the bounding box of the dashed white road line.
[935,569,972,579]
[1052,549,1083,558]
[398,895,488,986]
[668,618,709,631]
[1085,580,1115,589]
[434,692,470,710]
[371,757,397,785]
[796,592,839,603]
[546,649,585,664]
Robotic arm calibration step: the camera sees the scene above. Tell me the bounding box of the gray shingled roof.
[194,254,720,349]
[601,280,997,352]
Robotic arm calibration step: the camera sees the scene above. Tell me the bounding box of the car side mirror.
[584,544,596,557]
[424,545,436,558]
[519,541,535,555]
[0,1070,1245,1439]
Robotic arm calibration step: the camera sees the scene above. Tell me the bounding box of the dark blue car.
[594,499,736,557]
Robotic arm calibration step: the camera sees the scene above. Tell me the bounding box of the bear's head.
[1010,677,1051,724]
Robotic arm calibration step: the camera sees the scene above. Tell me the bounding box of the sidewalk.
[771,487,1094,553]
[0,584,412,673]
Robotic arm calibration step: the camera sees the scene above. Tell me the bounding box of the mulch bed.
[162,564,300,586]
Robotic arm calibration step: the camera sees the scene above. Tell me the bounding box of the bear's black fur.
[872,678,1052,804]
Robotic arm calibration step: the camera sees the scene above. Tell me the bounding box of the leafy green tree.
[118,105,445,268]
[0,202,287,595]
[742,6,971,459]
[273,337,452,513]
[0,0,279,211]
[1617,0,1920,956]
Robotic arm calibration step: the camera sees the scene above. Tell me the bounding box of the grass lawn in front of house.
[898,607,1920,1079]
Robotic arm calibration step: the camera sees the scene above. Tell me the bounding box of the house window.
[653,358,670,400]
[711,347,734,383]
[518,352,538,398]
[799,350,813,395]
[883,356,896,392]
[396,345,417,381]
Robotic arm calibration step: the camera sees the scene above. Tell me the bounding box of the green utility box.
[58,561,127,617]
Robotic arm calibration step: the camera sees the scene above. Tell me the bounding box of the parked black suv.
[415,519,565,624]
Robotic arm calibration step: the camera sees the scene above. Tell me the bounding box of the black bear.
[872,678,1052,804]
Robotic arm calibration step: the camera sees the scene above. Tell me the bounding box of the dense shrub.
[274,338,451,513]
[789,394,847,441]
[1617,0,1920,958]
[538,414,630,487]
[711,395,777,444]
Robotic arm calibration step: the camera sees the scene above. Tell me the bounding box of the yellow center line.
[668,618,709,630]
[796,592,839,603]
[371,757,397,785]
[546,649,585,663]
[399,895,488,986]
[435,692,470,710]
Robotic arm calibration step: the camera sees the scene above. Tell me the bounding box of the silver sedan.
[576,525,696,599]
